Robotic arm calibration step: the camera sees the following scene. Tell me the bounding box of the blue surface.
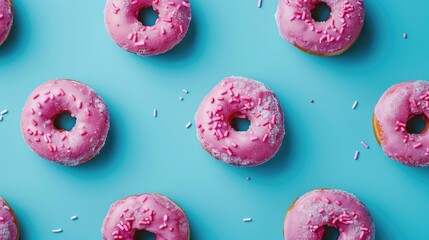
[1,0,429,239]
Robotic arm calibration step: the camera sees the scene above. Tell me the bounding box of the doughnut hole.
[311,2,331,22]
[53,111,76,132]
[229,112,251,132]
[321,226,340,240]
[138,7,159,26]
[135,230,156,240]
[406,114,429,134]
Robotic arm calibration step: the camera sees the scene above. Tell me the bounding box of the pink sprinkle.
[257,0,262,8]
[361,141,369,149]
[323,198,331,204]
[181,1,191,7]
[354,150,359,160]
[232,142,238,148]
[319,209,325,213]
[258,98,262,105]
[61,135,67,141]
[70,94,76,101]
[271,115,276,124]
[0,14,3,19]
[250,136,258,141]
[33,94,40,99]
[310,99,314,103]
[226,149,233,156]
[262,133,268,142]
[403,33,407,39]
[335,200,341,206]
[179,25,184,33]
[414,143,423,148]
[80,130,87,136]
[31,119,38,126]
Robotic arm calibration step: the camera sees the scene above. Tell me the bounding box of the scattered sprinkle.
[246,176,251,181]
[310,99,314,103]
[0,116,2,122]
[185,122,192,128]
[0,109,8,115]
[71,216,78,220]
[361,141,369,149]
[352,101,358,109]
[182,89,189,94]
[354,150,359,160]
[179,97,184,101]
[403,33,407,39]
[257,0,262,8]
[153,109,157,118]
[52,229,63,233]
[243,218,252,222]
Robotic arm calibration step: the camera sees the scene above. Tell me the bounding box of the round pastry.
[373,80,429,167]
[0,197,19,240]
[104,0,192,56]
[195,76,285,167]
[20,79,110,166]
[0,0,13,46]
[275,0,365,56]
[102,193,190,240]
[284,189,375,240]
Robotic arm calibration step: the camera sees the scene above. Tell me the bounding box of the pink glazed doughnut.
[102,194,190,240]
[0,0,13,46]
[0,197,19,240]
[104,0,191,56]
[373,80,429,167]
[275,0,365,56]
[20,79,110,166]
[284,189,375,240]
[195,76,285,167]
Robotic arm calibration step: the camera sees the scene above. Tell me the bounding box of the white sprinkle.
[361,141,369,149]
[182,89,189,94]
[0,109,8,115]
[0,116,3,122]
[179,97,184,101]
[354,150,359,160]
[243,218,252,222]
[153,109,157,118]
[257,0,262,8]
[352,101,358,109]
[185,122,192,128]
[71,216,78,220]
[52,229,63,233]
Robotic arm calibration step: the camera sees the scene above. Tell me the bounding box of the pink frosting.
[102,194,190,240]
[0,0,13,46]
[0,198,19,240]
[284,189,375,240]
[195,76,285,167]
[104,0,191,56]
[20,79,110,166]
[275,0,365,56]
[374,80,429,167]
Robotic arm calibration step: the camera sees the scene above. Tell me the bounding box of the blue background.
[1,0,429,239]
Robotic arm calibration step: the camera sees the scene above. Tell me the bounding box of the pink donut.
[20,79,110,166]
[275,0,365,56]
[0,197,19,240]
[0,0,13,46]
[373,80,429,167]
[102,194,190,240]
[284,189,375,240]
[195,76,285,167]
[104,0,191,56]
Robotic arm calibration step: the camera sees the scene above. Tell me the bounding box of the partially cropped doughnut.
[104,0,192,56]
[284,189,375,240]
[373,80,429,167]
[0,0,13,46]
[275,0,365,56]
[21,79,110,166]
[0,197,19,240]
[195,76,285,167]
[102,193,190,240]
